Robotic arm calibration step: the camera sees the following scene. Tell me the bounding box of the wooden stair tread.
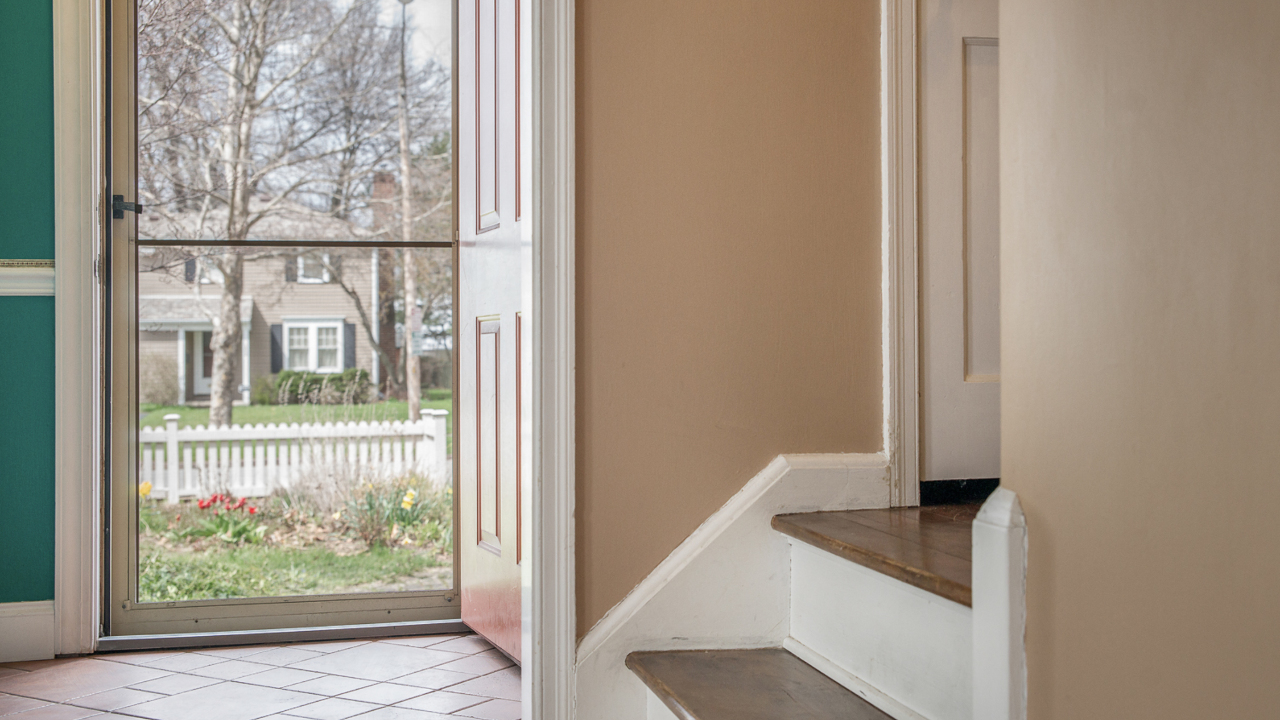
[772,505,978,606]
[626,648,893,720]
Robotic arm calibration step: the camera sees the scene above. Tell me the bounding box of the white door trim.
[53,0,105,656]
[529,0,577,715]
[883,0,921,507]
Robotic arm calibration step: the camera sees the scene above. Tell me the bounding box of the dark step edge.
[625,648,893,720]
[771,513,972,607]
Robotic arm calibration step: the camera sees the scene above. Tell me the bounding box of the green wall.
[0,298,56,603]
[0,0,55,259]
[0,0,56,604]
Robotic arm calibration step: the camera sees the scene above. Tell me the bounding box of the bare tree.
[139,0,364,426]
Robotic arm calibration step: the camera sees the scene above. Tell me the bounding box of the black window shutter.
[184,259,196,282]
[270,324,283,373]
[344,323,357,369]
[284,256,297,282]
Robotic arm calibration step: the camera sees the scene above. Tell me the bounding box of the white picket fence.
[140,412,449,502]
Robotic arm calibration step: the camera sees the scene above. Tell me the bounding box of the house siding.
[137,250,380,397]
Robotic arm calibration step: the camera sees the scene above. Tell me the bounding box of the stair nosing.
[772,511,973,607]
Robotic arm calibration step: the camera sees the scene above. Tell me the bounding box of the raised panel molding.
[476,0,500,233]
[0,262,56,296]
[477,317,501,555]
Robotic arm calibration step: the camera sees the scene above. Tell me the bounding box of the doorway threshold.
[97,618,469,654]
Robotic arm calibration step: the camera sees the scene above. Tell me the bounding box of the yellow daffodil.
[139,481,152,498]
[401,489,416,510]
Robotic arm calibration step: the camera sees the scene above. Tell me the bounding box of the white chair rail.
[139,412,450,502]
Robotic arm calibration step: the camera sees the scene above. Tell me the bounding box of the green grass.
[139,395,453,453]
[138,545,441,602]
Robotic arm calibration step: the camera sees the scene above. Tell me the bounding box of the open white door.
[457,0,531,661]
[920,0,1000,481]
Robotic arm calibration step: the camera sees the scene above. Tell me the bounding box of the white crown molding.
[0,266,56,296]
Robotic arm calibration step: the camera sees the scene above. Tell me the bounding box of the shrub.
[343,478,452,549]
[272,369,372,405]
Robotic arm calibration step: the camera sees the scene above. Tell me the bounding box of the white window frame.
[296,252,331,284]
[282,318,344,373]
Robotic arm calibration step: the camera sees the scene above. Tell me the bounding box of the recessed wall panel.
[964,38,1000,382]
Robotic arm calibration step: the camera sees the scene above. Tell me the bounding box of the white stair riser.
[789,540,973,720]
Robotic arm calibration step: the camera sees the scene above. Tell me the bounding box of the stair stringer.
[574,453,892,720]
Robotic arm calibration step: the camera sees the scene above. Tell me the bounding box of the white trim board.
[574,453,892,720]
[0,267,56,296]
[528,0,576,716]
[0,601,56,663]
[53,0,104,657]
[882,0,921,507]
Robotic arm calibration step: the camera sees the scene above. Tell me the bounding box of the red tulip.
[248,507,257,515]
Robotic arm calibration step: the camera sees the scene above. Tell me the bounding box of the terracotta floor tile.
[453,698,521,720]
[0,660,66,673]
[280,677,372,697]
[122,681,321,720]
[447,669,519,702]
[96,653,179,668]
[65,687,163,711]
[0,692,49,715]
[375,636,460,650]
[387,668,475,691]
[429,653,511,677]
[125,674,220,696]
[237,668,325,689]
[424,638,490,656]
[191,646,276,660]
[344,708,449,720]
[287,642,368,655]
[279,697,378,720]
[335,683,427,705]
[136,654,224,673]
[0,659,169,703]
[394,690,486,714]
[188,660,277,681]
[0,669,25,680]
[3,704,99,720]
[241,648,324,668]
[289,645,465,682]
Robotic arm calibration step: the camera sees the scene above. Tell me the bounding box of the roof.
[139,295,254,328]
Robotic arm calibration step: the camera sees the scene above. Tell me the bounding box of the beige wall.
[1003,0,1280,715]
[576,0,884,635]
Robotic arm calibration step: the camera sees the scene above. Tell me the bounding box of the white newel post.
[164,414,181,505]
[972,487,1027,720]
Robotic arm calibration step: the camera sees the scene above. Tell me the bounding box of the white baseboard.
[574,453,891,720]
[0,601,57,662]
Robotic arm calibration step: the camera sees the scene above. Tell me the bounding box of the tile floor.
[0,634,519,720]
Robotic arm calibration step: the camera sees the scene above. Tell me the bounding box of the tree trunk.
[209,252,244,427]
[398,7,421,421]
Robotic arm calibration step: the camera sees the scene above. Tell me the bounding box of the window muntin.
[287,327,310,370]
[284,320,344,373]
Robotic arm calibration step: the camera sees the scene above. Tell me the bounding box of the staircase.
[626,505,979,720]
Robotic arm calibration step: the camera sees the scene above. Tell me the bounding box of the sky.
[378,0,452,70]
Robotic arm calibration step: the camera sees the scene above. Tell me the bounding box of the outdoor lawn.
[138,476,454,602]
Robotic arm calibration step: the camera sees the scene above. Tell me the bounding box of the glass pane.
[137,244,454,602]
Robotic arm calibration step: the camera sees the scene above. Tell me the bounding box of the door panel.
[921,0,1000,481]
[458,0,528,661]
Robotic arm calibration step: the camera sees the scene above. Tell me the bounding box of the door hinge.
[112,195,142,219]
